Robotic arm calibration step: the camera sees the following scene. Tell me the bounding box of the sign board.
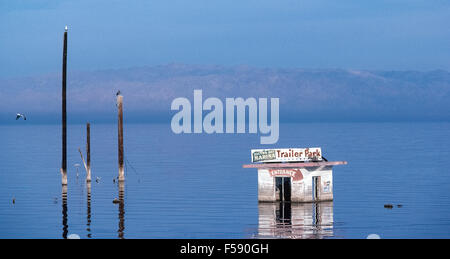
[269,169,304,181]
[251,148,322,163]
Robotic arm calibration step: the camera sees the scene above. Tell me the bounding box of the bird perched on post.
[16,113,26,120]
[115,90,122,107]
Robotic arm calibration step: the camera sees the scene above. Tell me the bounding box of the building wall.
[258,168,276,201]
[257,166,333,202]
[300,166,333,202]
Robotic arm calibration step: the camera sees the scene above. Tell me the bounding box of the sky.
[0,0,449,78]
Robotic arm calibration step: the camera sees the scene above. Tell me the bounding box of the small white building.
[243,148,347,202]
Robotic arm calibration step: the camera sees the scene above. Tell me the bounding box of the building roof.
[243,161,347,169]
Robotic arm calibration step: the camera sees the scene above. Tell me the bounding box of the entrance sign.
[251,148,322,163]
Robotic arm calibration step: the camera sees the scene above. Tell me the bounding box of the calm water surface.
[0,122,449,238]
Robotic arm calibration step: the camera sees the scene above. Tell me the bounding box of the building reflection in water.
[61,185,68,239]
[86,182,92,238]
[257,201,333,239]
[118,181,125,239]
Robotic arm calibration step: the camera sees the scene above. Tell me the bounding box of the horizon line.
[1,63,449,80]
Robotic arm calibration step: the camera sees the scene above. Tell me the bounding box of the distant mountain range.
[1,64,449,123]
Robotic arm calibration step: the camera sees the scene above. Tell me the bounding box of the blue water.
[0,122,449,239]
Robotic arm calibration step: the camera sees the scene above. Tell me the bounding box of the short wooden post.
[117,95,124,181]
[86,123,91,182]
[61,26,68,185]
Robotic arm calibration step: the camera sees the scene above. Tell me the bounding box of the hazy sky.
[1,0,449,78]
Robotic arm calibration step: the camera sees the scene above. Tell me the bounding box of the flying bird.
[16,113,26,120]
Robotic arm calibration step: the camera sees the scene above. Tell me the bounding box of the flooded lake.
[0,122,449,238]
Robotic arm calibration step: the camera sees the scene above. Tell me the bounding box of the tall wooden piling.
[86,123,91,182]
[61,26,68,185]
[117,95,124,181]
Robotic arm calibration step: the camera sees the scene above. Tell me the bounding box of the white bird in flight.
[16,113,26,120]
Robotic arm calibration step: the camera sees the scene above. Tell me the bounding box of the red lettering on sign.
[268,169,304,182]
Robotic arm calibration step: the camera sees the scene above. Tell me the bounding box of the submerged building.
[243,148,347,202]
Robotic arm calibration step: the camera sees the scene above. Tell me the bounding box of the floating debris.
[67,233,80,239]
[397,204,403,208]
[96,177,101,183]
[12,198,15,204]
[384,204,394,209]
[74,163,81,178]
[367,234,381,239]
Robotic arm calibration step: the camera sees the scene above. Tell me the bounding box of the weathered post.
[61,26,68,185]
[117,95,125,181]
[86,123,91,182]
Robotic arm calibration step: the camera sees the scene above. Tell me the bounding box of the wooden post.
[86,123,91,182]
[61,26,68,185]
[78,123,91,182]
[117,95,124,181]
